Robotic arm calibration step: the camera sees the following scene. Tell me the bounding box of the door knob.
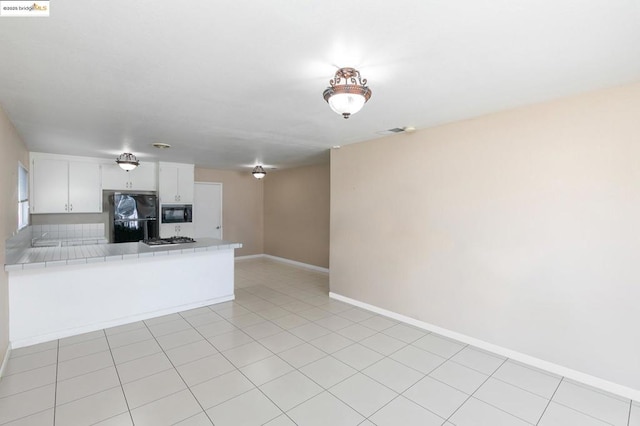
[216,226,221,229]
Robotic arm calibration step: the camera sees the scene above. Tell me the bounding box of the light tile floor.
[0,258,637,425]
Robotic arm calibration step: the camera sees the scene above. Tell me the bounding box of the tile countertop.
[5,238,243,271]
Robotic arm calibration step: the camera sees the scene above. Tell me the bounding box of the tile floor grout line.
[464,393,539,425]
[6,342,57,360]
[380,339,476,422]
[443,357,508,424]
[546,376,633,425]
[141,317,219,425]
[488,374,559,403]
[210,280,355,424]
[299,332,459,424]
[196,294,329,423]
[562,377,632,402]
[535,376,563,426]
[551,398,622,426]
[177,307,301,426]
[1,352,58,378]
[461,357,569,426]
[57,333,106,349]
[0,377,56,401]
[357,344,453,423]
[102,329,136,426]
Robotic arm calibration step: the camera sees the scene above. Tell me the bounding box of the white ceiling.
[1,0,639,171]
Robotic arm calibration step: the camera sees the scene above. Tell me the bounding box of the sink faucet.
[31,232,48,246]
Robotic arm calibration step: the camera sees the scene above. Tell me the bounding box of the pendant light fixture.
[115,152,140,171]
[252,165,266,179]
[323,67,372,119]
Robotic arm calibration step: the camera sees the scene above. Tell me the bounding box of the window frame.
[18,161,29,230]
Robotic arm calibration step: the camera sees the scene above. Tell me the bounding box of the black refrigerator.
[110,193,158,243]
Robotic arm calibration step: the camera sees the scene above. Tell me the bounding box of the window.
[18,162,29,230]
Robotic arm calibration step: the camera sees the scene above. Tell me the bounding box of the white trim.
[263,254,329,273]
[329,291,640,401]
[0,343,11,379]
[234,254,330,273]
[235,254,265,261]
[11,295,234,349]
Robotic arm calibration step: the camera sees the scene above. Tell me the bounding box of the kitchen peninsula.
[5,238,242,348]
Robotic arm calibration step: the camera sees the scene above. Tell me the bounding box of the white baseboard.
[0,343,11,379]
[11,294,235,349]
[235,254,264,261]
[263,254,329,274]
[330,291,640,402]
[235,253,329,274]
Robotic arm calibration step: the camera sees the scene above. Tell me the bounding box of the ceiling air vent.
[376,126,416,136]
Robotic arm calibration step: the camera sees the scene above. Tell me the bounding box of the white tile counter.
[7,238,242,347]
[5,238,242,271]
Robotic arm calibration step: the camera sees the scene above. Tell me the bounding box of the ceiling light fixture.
[252,165,266,179]
[323,67,372,119]
[115,152,140,171]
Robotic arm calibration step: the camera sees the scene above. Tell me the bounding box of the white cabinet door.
[177,164,194,204]
[159,223,173,238]
[159,223,194,238]
[159,164,179,203]
[178,223,194,237]
[130,163,157,191]
[68,162,101,213]
[101,164,127,190]
[159,163,194,203]
[32,158,68,213]
[102,163,157,191]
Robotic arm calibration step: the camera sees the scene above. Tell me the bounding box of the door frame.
[194,182,223,239]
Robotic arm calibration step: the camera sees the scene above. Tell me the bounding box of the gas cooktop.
[142,236,196,246]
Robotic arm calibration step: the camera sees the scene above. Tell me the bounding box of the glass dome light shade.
[116,153,140,171]
[326,92,367,118]
[252,165,266,179]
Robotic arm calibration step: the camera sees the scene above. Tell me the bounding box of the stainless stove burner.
[143,236,196,246]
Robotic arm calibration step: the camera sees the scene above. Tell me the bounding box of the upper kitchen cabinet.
[31,154,102,214]
[102,162,157,191]
[158,162,194,204]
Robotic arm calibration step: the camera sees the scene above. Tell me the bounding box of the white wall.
[330,82,640,394]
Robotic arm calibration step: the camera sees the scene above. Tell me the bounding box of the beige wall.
[331,82,640,392]
[264,163,330,268]
[0,105,29,364]
[194,168,263,256]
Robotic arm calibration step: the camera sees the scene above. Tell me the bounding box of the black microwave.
[161,204,193,223]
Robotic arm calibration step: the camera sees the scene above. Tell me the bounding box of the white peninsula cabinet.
[102,162,157,191]
[160,223,194,238]
[158,162,194,204]
[31,154,102,214]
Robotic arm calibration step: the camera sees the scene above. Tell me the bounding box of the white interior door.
[193,182,222,239]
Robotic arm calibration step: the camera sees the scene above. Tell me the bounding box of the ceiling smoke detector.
[152,143,172,149]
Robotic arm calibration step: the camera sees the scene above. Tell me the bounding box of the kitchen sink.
[31,240,62,248]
